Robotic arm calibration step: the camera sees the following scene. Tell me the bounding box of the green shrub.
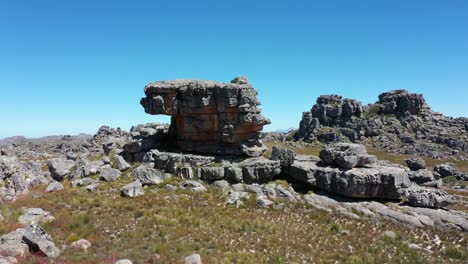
[443,247,466,260]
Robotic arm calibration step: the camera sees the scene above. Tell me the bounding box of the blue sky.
[1,0,467,138]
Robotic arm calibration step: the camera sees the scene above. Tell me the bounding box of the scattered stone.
[71,177,96,188]
[256,196,273,208]
[408,169,437,185]
[406,158,426,171]
[133,166,164,185]
[121,181,144,198]
[212,180,230,191]
[115,260,133,264]
[200,167,225,181]
[29,175,50,187]
[18,208,55,226]
[85,183,100,192]
[165,184,178,192]
[404,186,454,208]
[46,158,75,181]
[237,157,281,184]
[179,180,207,193]
[270,146,296,167]
[45,181,64,192]
[113,155,131,171]
[70,239,91,251]
[319,143,376,169]
[433,163,466,179]
[184,253,202,264]
[100,167,121,182]
[22,223,60,258]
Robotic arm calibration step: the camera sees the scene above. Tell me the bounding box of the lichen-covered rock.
[99,167,121,182]
[121,181,144,198]
[113,155,131,171]
[236,157,281,184]
[140,77,270,157]
[123,123,170,161]
[319,143,377,169]
[404,186,454,208]
[433,163,466,179]
[22,223,60,258]
[408,169,437,185]
[46,158,75,181]
[270,146,296,167]
[133,166,164,185]
[45,181,64,192]
[406,158,426,171]
[18,208,55,226]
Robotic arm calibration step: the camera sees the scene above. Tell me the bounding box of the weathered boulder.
[22,223,60,258]
[236,157,281,184]
[0,157,30,201]
[140,77,270,157]
[70,239,91,251]
[270,146,296,167]
[46,158,75,181]
[288,145,411,200]
[408,169,437,185]
[18,208,55,226]
[45,181,64,192]
[319,143,377,169]
[121,181,144,198]
[179,180,207,193]
[133,166,164,185]
[433,163,466,179]
[123,123,170,161]
[406,158,426,171]
[184,253,202,264]
[199,167,225,181]
[99,167,121,182]
[404,186,454,208]
[113,155,131,171]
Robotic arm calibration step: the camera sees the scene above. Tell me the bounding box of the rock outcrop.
[140,77,270,157]
[293,89,468,160]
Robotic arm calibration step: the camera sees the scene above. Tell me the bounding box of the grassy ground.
[264,141,468,171]
[1,174,467,263]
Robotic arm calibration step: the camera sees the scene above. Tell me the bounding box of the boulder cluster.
[294,89,468,160]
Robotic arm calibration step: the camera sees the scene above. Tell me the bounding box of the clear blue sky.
[1,0,467,138]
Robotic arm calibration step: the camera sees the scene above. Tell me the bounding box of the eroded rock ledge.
[140,76,270,157]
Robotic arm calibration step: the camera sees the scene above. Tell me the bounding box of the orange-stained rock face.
[140,77,270,156]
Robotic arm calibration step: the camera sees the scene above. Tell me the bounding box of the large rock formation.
[293,89,468,160]
[140,77,270,157]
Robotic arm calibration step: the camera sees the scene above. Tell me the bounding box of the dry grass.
[0,175,467,264]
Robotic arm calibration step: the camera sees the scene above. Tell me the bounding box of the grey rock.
[22,223,60,258]
[409,207,468,232]
[404,186,454,208]
[256,196,273,208]
[70,239,91,251]
[433,163,465,179]
[165,184,178,192]
[364,201,423,228]
[113,155,131,171]
[133,166,164,186]
[270,146,296,167]
[319,143,377,169]
[212,180,230,191]
[237,157,281,184]
[115,260,133,264]
[29,175,50,187]
[0,256,18,264]
[46,158,75,181]
[184,253,202,264]
[121,181,144,198]
[18,208,55,226]
[45,181,64,192]
[408,169,436,185]
[406,158,426,171]
[225,167,243,183]
[225,190,249,207]
[71,177,96,188]
[85,183,100,192]
[179,180,207,193]
[100,167,121,182]
[289,157,411,200]
[200,167,225,181]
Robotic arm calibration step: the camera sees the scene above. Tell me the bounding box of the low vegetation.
[1,174,467,263]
